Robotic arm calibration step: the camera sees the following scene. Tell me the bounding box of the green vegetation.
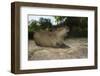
[28,16,88,38]
[28,20,41,32]
[28,18,52,32]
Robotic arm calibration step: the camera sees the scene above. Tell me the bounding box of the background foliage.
[28,16,88,39]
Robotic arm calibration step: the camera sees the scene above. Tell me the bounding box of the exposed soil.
[28,38,88,60]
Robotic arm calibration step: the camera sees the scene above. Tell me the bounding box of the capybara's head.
[55,26,69,37]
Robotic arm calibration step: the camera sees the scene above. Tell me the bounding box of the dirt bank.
[28,38,88,60]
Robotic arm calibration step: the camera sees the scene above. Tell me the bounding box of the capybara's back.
[34,31,56,47]
[34,26,69,48]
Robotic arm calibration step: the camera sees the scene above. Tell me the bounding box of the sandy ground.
[28,38,88,60]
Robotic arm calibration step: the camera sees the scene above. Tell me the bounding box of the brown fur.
[34,26,69,48]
